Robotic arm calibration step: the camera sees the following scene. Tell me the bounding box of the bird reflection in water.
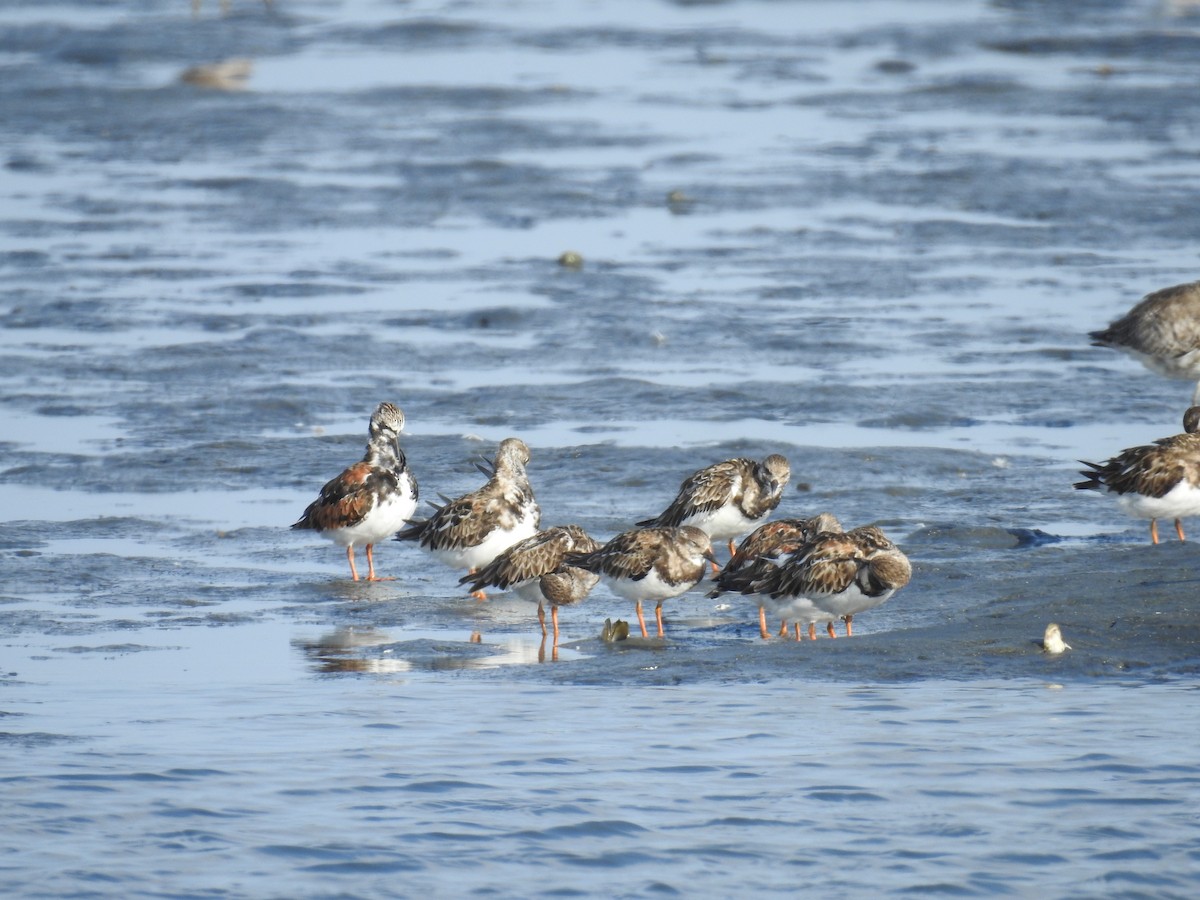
[295,626,584,672]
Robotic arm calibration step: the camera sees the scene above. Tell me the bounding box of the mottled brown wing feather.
[599,530,663,580]
[710,553,780,596]
[1078,433,1200,499]
[725,518,812,573]
[293,461,379,531]
[638,459,749,526]
[462,527,574,591]
[419,492,499,550]
[754,534,862,598]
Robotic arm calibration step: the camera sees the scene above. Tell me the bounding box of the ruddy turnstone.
[637,455,792,562]
[709,512,843,639]
[459,525,601,643]
[394,437,540,597]
[724,526,910,641]
[721,513,844,576]
[1090,280,1200,404]
[292,401,418,582]
[1041,623,1071,655]
[566,525,716,638]
[1074,406,1200,543]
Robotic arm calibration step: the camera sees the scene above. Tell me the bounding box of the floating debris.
[180,58,254,91]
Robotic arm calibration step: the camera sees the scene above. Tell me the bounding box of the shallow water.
[4,0,1200,896]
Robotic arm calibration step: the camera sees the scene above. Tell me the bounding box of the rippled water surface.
[4,0,1200,895]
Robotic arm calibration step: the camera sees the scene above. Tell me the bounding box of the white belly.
[757,593,830,625]
[1116,480,1200,521]
[325,485,418,548]
[429,513,540,571]
[681,504,757,542]
[603,568,697,604]
[759,585,896,623]
[809,585,895,620]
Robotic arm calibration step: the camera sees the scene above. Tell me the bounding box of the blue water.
[7,662,1199,897]
[4,0,1200,895]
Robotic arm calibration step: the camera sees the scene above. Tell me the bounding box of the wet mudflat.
[3,0,1200,896]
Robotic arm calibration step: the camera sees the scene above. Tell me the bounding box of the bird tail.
[1073,461,1104,491]
[393,519,428,542]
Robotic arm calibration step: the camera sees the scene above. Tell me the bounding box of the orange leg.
[710,559,721,575]
[808,622,817,641]
[655,603,666,638]
[1150,519,1160,545]
[779,619,788,638]
[467,567,487,601]
[635,601,649,638]
[1176,518,1187,542]
[363,544,395,581]
[346,546,360,581]
[551,606,561,646]
[793,622,802,641]
[826,621,837,639]
[844,615,854,637]
[727,539,737,557]
[759,606,770,640]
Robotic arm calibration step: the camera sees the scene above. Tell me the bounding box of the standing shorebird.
[1090,280,1200,404]
[394,437,540,597]
[292,402,418,582]
[709,512,843,639]
[720,513,844,577]
[636,455,791,564]
[567,526,716,638]
[723,526,911,641]
[1074,406,1200,544]
[459,525,601,644]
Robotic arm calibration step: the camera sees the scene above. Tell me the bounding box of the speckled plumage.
[1075,407,1200,543]
[460,525,601,641]
[720,525,910,641]
[636,455,792,552]
[708,512,844,638]
[717,513,844,581]
[567,525,716,638]
[292,402,418,581]
[1091,281,1200,403]
[394,438,540,582]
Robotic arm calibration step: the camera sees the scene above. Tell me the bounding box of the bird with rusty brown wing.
[292,402,418,582]
[709,512,843,639]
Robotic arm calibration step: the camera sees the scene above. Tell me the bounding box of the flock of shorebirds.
[291,407,911,646]
[294,280,1200,653]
